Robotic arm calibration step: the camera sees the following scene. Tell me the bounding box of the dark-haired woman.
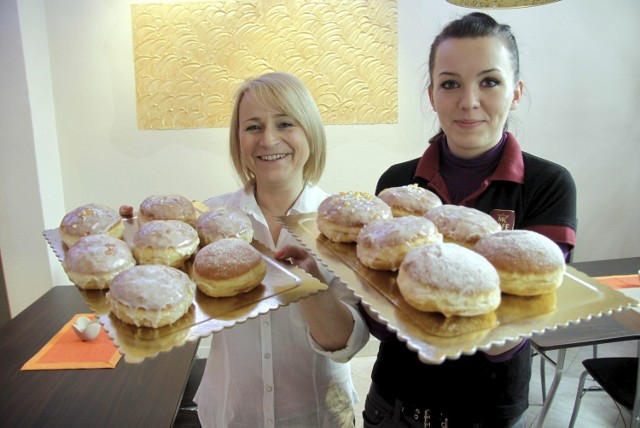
[362,12,577,428]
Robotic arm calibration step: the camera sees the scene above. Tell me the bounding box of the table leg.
[536,349,567,428]
[540,351,546,402]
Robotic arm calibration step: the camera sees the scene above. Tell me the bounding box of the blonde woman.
[195,72,369,427]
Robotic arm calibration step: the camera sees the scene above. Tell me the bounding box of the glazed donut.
[425,204,501,248]
[192,238,267,297]
[397,243,501,317]
[474,230,566,296]
[132,220,199,268]
[138,194,197,227]
[196,206,253,246]
[106,264,196,328]
[317,191,392,243]
[356,216,443,271]
[378,184,443,217]
[62,234,136,290]
[59,203,124,247]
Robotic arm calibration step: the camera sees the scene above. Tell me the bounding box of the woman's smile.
[238,93,310,186]
[256,153,291,161]
[454,119,485,129]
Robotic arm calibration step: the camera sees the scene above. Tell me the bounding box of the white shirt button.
[266,386,273,392]
[264,353,271,359]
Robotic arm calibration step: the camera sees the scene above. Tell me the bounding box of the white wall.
[1,0,639,316]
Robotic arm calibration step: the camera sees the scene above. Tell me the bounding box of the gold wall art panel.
[131,1,397,130]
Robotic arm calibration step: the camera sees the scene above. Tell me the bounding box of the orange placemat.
[596,274,640,290]
[21,314,121,370]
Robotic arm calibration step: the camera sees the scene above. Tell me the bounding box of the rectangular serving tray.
[282,213,639,364]
[44,217,327,363]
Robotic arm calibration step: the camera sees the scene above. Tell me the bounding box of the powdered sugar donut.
[425,204,501,248]
[356,216,443,271]
[398,243,501,317]
[378,184,443,217]
[317,191,392,243]
[474,229,565,296]
[192,238,267,297]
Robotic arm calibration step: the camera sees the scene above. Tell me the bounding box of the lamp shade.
[446,0,560,9]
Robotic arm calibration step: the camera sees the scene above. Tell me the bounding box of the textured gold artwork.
[131,1,397,130]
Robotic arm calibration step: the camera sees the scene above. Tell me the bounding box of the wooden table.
[0,286,199,428]
[532,257,640,428]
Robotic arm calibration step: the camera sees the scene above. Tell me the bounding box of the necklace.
[261,208,283,218]
[257,185,305,219]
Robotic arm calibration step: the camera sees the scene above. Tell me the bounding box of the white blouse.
[194,184,370,428]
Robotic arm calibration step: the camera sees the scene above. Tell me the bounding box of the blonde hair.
[229,72,327,187]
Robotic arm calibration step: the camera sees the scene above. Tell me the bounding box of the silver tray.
[43,217,327,363]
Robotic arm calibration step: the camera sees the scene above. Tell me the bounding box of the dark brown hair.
[428,12,520,87]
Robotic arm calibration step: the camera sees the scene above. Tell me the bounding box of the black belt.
[371,382,453,427]
[401,403,449,427]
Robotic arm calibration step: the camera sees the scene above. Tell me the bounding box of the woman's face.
[428,36,523,159]
[238,93,310,187]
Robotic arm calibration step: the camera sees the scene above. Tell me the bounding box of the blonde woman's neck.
[254,181,306,218]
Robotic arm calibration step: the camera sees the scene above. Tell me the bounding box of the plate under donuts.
[43,214,328,363]
[282,212,638,364]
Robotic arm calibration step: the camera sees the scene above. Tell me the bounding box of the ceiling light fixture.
[446,0,560,9]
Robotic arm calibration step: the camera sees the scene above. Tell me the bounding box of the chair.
[533,343,597,403]
[568,341,640,428]
[529,311,640,428]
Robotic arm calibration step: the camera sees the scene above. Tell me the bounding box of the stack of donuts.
[58,195,266,329]
[317,187,566,327]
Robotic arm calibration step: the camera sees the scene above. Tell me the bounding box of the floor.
[350,337,638,428]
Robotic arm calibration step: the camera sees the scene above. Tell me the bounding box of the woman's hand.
[275,245,324,281]
[275,244,354,351]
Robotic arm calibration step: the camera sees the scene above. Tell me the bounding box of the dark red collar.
[415,132,525,184]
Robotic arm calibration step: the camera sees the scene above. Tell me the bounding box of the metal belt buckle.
[423,408,430,428]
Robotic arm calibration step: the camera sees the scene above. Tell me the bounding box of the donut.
[397,243,501,317]
[132,220,199,268]
[474,229,566,296]
[59,203,124,247]
[378,184,443,217]
[196,206,253,246]
[425,204,501,248]
[192,238,267,297]
[138,194,197,227]
[317,191,392,243]
[356,216,443,271]
[106,264,196,328]
[62,234,136,290]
